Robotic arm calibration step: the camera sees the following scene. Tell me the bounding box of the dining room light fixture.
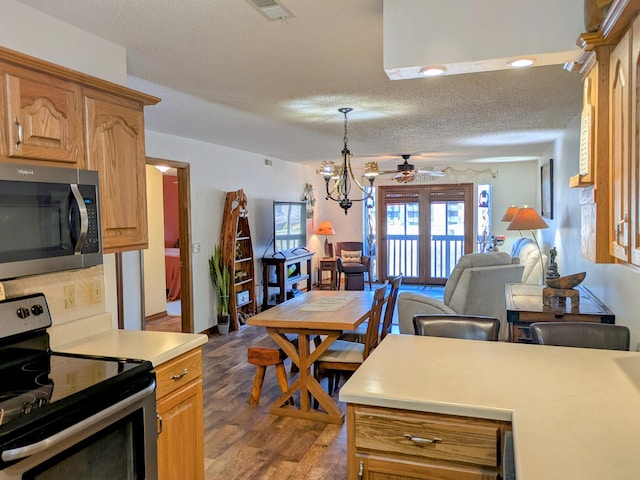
[319,108,379,215]
[506,206,549,283]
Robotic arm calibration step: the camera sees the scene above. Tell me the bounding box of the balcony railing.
[386,234,465,280]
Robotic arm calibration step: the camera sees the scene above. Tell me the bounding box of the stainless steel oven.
[0,163,102,280]
[0,293,157,479]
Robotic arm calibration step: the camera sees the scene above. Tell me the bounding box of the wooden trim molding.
[0,45,160,106]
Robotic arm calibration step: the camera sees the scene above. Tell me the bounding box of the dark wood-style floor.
[201,326,348,480]
[147,285,445,478]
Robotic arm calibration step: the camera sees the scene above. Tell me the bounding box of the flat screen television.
[273,201,307,253]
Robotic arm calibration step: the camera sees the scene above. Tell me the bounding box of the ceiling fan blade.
[416,169,446,176]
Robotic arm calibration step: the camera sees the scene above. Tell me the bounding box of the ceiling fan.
[378,154,446,184]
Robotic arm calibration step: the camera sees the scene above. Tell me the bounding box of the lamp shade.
[316,221,336,235]
[500,205,520,222]
[506,207,549,231]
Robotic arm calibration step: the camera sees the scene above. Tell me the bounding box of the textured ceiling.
[17,0,584,173]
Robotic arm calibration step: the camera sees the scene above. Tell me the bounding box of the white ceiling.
[17,0,585,173]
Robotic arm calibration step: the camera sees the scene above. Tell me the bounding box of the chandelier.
[319,108,379,214]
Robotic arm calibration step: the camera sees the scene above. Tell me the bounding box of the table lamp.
[500,205,520,223]
[316,221,336,258]
[506,206,549,283]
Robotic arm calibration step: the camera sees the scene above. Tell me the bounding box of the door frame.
[146,157,194,333]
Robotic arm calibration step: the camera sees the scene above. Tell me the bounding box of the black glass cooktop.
[0,293,155,466]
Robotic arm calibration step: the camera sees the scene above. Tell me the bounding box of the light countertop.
[339,334,640,480]
[49,313,208,366]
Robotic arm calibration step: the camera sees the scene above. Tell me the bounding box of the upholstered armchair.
[335,242,372,290]
[398,252,524,340]
[510,237,548,284]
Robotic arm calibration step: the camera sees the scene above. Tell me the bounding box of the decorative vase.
[217,314,230,335]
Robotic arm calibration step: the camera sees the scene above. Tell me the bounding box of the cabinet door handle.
[357,460,364,480]
[403,433,442,446]
[14,117,23,149]
[171,368,189,380]
[156,411,163,435]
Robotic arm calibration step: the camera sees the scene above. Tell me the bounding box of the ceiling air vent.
[246,0,294,20]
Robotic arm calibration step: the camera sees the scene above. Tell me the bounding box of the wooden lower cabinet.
[347,405,510,480]
[155,348,205,480]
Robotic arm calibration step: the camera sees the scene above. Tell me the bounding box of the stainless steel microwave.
[0,163,103,280]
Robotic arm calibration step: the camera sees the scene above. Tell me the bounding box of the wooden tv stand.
[262,250,314,309]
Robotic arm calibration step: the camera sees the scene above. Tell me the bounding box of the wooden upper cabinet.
[609,28,632,262]
[84,89,148,253]
[0,64,83,165]
[631,17,640,267]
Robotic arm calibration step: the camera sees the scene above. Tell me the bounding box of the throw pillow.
[342,250,362,263]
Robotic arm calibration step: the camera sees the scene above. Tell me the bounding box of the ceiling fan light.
[419,66,446,77]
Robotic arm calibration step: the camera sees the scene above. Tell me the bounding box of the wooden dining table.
[247,290,375,424]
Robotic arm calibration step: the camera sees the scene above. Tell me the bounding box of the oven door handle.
[1,381,156,462]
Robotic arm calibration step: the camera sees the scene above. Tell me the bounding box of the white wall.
[144,131,326,333]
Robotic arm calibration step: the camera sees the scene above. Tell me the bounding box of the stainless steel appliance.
[0,293,157,479]
[0,163,102,280]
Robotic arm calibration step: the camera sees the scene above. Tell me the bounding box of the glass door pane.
[429,200,466,281]
[386,202,419,279]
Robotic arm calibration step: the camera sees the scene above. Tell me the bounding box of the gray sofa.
[510,237,548,284]
[398,252,524,340]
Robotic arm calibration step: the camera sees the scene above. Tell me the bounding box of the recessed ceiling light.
[155,165,170,173]
[419,66,446,77]
[508,58,535,68]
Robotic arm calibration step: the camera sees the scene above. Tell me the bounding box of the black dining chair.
[529,322,630,351]
[413,314,500,341]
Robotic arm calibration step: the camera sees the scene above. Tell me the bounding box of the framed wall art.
[541,159,553,219]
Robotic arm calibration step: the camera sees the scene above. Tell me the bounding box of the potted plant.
[209,245,231,335]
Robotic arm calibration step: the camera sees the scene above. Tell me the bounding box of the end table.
[318,258,339,290]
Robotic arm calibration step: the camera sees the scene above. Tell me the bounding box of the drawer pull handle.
[403,433,442,446]
[171,368,189,380]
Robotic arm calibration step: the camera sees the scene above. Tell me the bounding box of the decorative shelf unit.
[220,189,256,330]
[261,250,314,310]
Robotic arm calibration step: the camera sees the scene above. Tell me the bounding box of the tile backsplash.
[2,266,105,325]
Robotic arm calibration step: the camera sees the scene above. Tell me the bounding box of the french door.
[377,184,474,284]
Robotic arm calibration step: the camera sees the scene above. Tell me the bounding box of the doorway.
[144,157,194,333]
[377,184,474,284]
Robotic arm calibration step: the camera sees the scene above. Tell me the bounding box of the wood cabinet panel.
[347,405,509,480]
[361,456,496,480]
[579,48,612,263]
[155,348,205,480]
[631,16,640,266]
[0,63,83,165]
[154,347,202,399]
[157,377,204,480]
[84,89,148,252]
[609,28,632,261]
[354,407,498,468]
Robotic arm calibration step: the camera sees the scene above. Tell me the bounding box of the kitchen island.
[340,334,640,480]
[49,313,208,480]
